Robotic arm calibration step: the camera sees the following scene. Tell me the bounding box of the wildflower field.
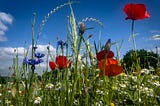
[0,1,160,106]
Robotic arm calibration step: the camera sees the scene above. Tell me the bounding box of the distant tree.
[0,75,6,84]
[121,49,158,73]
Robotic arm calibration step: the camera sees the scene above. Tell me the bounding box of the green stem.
[46,44,50,71]
[132,20,141,105]
[76,35,82,68]
[25,13,36,106]
[32,13,36,60]
[131,20,136,50]
[31,13,36,75]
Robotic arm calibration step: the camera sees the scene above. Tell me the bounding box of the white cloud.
[147,47,160,56]
[150,30,160,33]
[0,30,5,35]
[0,33,7,41]
[0,12,13,42]
[0,21,8,31]
[0,44,56,76]
[152,34,160,40]
[150,47,160,54]
[0,12,13,24]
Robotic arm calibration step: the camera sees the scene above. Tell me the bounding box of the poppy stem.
[131,20,136,50]
[132,20,141,105]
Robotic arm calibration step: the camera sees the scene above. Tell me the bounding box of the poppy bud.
[79,22,86,35]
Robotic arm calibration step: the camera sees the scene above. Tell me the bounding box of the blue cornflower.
[23,58,29,64]
[35,52,45,58]
[107,39,111,44]
[105,39,111,50]
[23,58,43,65]
[57,40,67,49]
[36,59,44,64]
[23,58,36,65]
[28,59,38,65]
[33,46,38,50]
[57,40,67,46]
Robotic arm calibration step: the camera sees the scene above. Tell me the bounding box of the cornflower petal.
[105,39,111,50]
[23,58,29,64]
[57,40,67,49]
[28,59,37,65]
[33,46,38,50]
[23,58,43,65]
[35,52,45,58]
[36,59,44,64]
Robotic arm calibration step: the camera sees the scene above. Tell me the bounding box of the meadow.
[0,1,160,106]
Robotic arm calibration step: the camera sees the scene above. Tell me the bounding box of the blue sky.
[0,0,160,76]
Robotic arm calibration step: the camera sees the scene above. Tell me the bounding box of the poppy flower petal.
[99,58,118,67]
[99,59,122,76]
[55,56,66,69]
[55,55,72,69]
[105,64,123,76]
[99,58,117,72]
[96,50,114,61]
[49,61,56,70]
[99,64,123,76]
[124,4,150,20]
[107,51,114,58]
[107,58,118,65]
[96,50,106,61]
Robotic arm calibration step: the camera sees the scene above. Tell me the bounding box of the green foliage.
[122,49,159,73]
[0,76,5,84]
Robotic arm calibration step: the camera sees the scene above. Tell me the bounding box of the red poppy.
[96,50,114,61]
[49,55,72,70]
[99,58,123,76]
[55,56,71,69]
[49,61,56,70]
[124,3,150,20]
